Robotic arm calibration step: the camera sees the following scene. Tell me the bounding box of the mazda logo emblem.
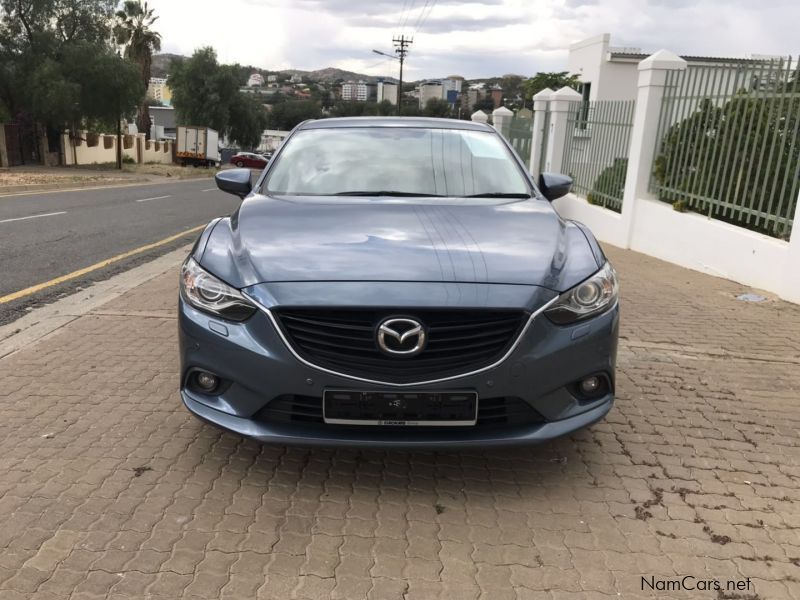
[376,317,427,356]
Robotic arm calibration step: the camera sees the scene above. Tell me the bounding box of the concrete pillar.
[136,133,145,163]
[783,192,800,303]
[620,49,687,247]
[470,110,488,124]
[491,106,513,138]
[542,86,582,174]
[529,87,553,177]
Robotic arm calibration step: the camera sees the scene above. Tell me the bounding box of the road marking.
[135,194,171,203]
[201,188,217,192]
[0,224,206,305]
[0,178,213,199]
[0,211,67,224]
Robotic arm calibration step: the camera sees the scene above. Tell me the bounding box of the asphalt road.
[0,178,242,325]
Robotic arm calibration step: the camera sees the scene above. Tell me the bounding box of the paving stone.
[0,246,798,598]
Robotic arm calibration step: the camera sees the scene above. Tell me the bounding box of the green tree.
[0,0,141,146]
[472,97,494,113]
[228,93,268,149]
[399,104,422,117]
[423,98,453,118]
[113,0,162,137]
[500,74,524,102]
[169,47,272,147]
[267,100,321,130]
[170,48,237,131]
[329,101,366,118]
[522,71,581,104]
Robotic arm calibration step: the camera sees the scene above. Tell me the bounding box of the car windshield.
[263,127,530,197]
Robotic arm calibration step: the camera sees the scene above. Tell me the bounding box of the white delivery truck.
[176,126,220,167]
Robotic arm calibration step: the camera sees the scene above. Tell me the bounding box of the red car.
[230,152,269,168]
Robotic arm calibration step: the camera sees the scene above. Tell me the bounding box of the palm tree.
[113,1,161,138]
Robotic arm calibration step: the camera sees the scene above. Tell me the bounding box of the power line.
[400,0,416,32]
[412,0,430,33]
[396,0,412,31]
[413,0,437,36]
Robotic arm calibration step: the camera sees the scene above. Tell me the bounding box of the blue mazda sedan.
[179,117,619,447]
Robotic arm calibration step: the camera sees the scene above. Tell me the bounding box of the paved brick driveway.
[1,246,799,599]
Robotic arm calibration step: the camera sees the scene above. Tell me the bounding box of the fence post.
[543,87,582,174]
[620,49,687,247]
[471,110,488,124]
[529,88,553,177]
[492,106,513,138]
[784,195,800,303]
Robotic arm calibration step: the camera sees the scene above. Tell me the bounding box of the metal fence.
[507,116,533,165]
[651,58,800,238]
[561,100,636,212]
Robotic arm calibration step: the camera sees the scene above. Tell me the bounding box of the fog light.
[195,371,219,392]
[579,376,601,395]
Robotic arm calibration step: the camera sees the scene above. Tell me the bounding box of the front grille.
[274,308,528,383]
[255,395,545,428]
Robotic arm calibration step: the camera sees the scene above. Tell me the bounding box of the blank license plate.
[323,390,478,426]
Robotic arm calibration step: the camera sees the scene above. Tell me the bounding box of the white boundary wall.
[61,132,173,166]
[554,194,800,302]
[540,50,800,304]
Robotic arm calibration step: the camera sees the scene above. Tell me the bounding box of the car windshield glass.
[263,127,530,197]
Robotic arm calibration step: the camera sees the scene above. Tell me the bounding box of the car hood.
[199,194,602,292]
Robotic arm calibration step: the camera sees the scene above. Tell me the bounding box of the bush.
[653,94,799,237]
[587,158,627,212]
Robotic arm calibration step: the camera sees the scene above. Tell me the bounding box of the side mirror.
[538,172,573,202]
[215,168,252,198]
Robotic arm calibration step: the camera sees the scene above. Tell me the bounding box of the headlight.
[545,262,618,324]
[180,258,256,322]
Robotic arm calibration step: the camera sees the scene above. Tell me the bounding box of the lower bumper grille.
[255,395,545,428]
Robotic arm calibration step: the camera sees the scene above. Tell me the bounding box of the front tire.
[236,161,244,168]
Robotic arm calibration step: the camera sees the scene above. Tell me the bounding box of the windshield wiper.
[463,192,531,198]
[333,190,444,197]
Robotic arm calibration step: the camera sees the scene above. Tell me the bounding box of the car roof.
[297,116,495,132]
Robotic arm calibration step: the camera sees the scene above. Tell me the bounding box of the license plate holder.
[323,390,478,426]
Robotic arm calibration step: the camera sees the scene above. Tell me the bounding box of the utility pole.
[116,96,122,170]
[392,35,412,115]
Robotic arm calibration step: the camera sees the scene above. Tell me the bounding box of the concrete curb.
[0,245,190,359]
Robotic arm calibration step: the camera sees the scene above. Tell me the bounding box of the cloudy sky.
[148,0,799,79]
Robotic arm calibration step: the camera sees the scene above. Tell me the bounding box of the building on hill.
[341,81,376,102]
[267,74,278,83]
[290,74,303,84]
[146,77,172,106]
[376,81,398,105]
[442,76,464,95]
[417,81,444,108]
[490,84,503,108]
[247,73,265,87]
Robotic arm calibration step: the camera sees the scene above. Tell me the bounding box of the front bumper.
[178,298,619,448]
